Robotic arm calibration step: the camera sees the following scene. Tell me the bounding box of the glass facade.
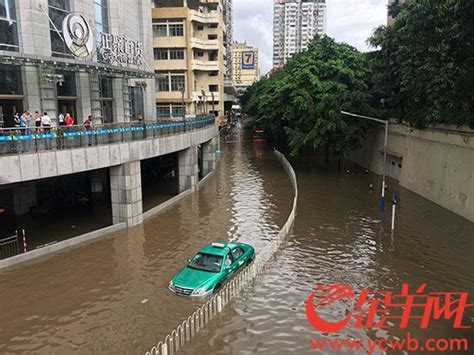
[0,64,22,95]
[94,0,109,36]
[0,0,18,51]
[130,87,144,121]
[48,0,71,57]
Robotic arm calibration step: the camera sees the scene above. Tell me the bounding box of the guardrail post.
[217,295,222,313]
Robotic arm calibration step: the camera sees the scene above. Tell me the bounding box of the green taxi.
[169,241,255,297]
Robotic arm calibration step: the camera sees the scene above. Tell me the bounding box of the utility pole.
[341,111,389,212]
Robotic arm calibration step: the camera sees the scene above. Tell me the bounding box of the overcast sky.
[233,0,388,74]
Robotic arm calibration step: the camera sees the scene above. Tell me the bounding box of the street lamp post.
[341,111,389,212]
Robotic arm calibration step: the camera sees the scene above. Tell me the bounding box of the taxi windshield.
[188,253,223,273]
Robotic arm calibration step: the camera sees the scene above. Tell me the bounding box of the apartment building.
[152,0,226,125]
[273,0,327,67]
[231,42,259,94]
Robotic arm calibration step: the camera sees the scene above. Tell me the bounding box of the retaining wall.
[350,123,473,222]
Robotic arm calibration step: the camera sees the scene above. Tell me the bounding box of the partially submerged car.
[169,241,255,298]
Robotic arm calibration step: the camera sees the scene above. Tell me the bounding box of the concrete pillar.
[202,138,217,176]
[113,78,125,123]
[178,146,199,192]
[13,182,37,216]
[110,161,143,227]
[22,65,41,114]
[77,71,92,124]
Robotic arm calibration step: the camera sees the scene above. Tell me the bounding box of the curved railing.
[0,116,215,156]
[145,149,298,355]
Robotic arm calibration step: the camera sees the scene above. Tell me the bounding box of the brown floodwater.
[182,151,474,354]
[0,132,293,353]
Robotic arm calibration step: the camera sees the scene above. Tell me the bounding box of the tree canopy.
[241,36,372,157]
[369,0,474,127]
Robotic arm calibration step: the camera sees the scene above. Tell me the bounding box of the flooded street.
[0,133,293,353]
[1,132,473,354]
[183,154,474,353]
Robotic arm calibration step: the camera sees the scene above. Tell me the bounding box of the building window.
[56,70,76,97]
[156,104,170,117]
[195,50,204,58]
[169,48,184,60]
[169,24,183,37]
[99,76,113,123]
[208,34,217,40]
[156,74,170,92]
[196,25,204,31]
[94,0,109,35]
[153,23,167,37]
[170,74,185,91]
[0,0,18,51]
[154,48,168,60]
[209,84,218,92]
[152,20,184,37]
[156,103,185,118]
[156,72,185,92]
[208,71,218,77]
[0,64,22,95]
[48,0,71,57]
[131,87,144,121]
[208,23,218,28]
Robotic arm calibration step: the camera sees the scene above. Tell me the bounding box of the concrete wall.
[350,123,474,222]
[0,125,218,185]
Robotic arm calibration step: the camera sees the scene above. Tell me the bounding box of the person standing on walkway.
[41,112,52,150]
[84,115,94,146]
[58,113,65,127]
[34,111,41,132]
[65,113,74,127]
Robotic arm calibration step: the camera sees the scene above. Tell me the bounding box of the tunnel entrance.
[141,153,179,212]
[0,169,112,253]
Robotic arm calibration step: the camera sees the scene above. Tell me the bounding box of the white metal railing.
[145,149,298,355]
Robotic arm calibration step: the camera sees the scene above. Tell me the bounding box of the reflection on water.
[0,132,293,353]
[183,157,474,354]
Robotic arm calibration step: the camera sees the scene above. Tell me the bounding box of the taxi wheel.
[213,283,222,294]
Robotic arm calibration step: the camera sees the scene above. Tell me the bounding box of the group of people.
[9,112,95,133]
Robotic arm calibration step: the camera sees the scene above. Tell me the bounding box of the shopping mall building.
[0,0,156,127]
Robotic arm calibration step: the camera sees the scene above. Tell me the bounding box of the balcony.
[192,59,219,71]
[190,10,220,24]
[191,37,219,51]
[192,91,220,102]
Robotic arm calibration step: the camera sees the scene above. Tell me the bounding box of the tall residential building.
[152,0,226,125]
[231,42,259,93]
[273,0,327,67]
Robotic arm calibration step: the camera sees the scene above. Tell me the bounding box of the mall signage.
[62,14,144,67]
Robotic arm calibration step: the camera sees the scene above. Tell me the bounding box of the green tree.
[242,36,372,158]
[369,0,474,127]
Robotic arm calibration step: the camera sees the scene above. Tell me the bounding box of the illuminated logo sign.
[242,51,255,69]
[99,33,144,67]
[62,14,95,58]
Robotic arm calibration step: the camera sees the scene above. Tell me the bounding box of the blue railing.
[0,116,215,156]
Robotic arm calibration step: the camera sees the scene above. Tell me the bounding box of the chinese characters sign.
[306,283,472,332]
[99,33,144,67]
